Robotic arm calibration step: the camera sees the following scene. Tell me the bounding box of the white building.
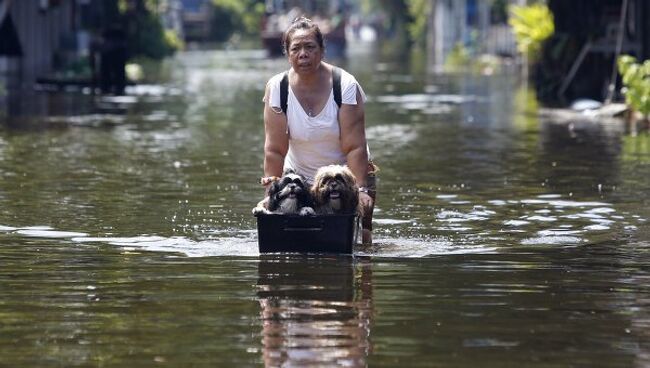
[428,0,517,67]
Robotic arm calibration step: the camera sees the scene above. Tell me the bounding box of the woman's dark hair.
[282,17,324,55]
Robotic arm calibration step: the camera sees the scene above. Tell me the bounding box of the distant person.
[260,17,377,244]
[99,23,127,95]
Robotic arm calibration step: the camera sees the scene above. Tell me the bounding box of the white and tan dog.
[311,165,360,215]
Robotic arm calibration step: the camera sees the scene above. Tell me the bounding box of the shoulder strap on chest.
[280,71,289,114]
[280,67,343,114]
[332,67,342,108]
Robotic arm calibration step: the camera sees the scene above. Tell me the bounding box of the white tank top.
[264,68,368,184]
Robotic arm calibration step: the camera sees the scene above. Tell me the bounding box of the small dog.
[253,169,315,216]
[311,165,360,215]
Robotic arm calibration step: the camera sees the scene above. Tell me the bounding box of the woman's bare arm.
[263,84,289,180]
[339,88,369,188]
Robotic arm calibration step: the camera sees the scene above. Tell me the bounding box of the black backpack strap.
[280,71,289,114]
[280,68,341,114]
[332,67,342,108]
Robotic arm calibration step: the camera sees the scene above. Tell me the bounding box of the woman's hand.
[359,191,373,213]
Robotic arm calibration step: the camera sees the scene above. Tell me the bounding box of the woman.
[260,17,376,244]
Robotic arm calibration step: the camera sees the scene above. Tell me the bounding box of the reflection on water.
[1,48,650,366]
[257,256,373,367]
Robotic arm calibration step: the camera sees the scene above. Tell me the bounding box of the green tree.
[107,0,182,60]
[359,0,431,46]
[406,0,429,46]
[360,0,412,43]
[618,55,650,120]
[508,3,554,63]
[211,0,265,42]
[491,0,508,23]
[127,10,177,59]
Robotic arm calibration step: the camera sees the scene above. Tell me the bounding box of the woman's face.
[287,29,323,73]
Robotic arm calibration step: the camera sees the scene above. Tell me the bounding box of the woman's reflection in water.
[257,256,374,367]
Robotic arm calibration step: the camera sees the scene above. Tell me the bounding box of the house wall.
[431,0,467,66]
[180,0,212,42]
[428,0,503,67]
[640,1,650,60]
[8,2,74,86]
[539,0,649,103]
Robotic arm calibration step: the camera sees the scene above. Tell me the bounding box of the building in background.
[427,0,517,68]
[179,0,213,42]
[261,0,348,58]
[0,0,184,92]
[161,0,184,43]
[540,0,650,103]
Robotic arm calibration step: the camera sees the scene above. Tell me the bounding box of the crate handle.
[283,219,325,232]
[283,227,324,232]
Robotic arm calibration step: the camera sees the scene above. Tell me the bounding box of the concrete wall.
[8,1,75,86]
[639,1,650,60]
[428,0,498,67]
[432,0,466,66]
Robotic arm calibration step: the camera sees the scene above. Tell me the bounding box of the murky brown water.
[1,47,649,367]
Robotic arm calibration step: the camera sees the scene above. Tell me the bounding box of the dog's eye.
[292,178,302,185]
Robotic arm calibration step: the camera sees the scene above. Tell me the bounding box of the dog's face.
[267,170,314,215]
[311,165,359,215]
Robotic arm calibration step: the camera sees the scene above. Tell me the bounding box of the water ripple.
[1,191,644,257]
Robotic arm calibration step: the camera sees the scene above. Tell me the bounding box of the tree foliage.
[618,55,650,118]
[508,3,554,63]
[128,10,178,59]
[406,0,429,46]
[107,0,182,59]
[358,0,430,46]
[359,0,411,43]
[211,0,265,41]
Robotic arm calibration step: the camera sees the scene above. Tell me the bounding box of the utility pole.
[0,0,12,25]
[427,0,437,70]
[605,0,629,105]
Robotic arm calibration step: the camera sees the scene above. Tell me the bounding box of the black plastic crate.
[255,214,357,254]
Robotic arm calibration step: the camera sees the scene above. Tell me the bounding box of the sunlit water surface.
[1,48,649,367]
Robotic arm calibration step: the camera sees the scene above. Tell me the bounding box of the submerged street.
[1,48,649,366]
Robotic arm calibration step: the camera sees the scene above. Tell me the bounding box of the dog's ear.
[343,168,358,190]
[343,169,360,215]
[266,180,282,211]
[349,189,360,215]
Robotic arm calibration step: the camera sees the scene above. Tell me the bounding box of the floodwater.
[1,47,649,367]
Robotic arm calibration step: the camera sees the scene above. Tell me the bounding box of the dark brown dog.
[311,165,360,215]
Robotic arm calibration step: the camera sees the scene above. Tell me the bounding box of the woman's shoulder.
[329,65,366,104]
[335,67,361,87]
[335,66,353,77]
[264,71,288,105]
[266,71,287,89]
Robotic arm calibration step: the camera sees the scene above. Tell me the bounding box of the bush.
[128,12,178,59]
[508,3,554,63]
[444,43,471,71]
[210,0,265,42]
[617,55,650,118]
